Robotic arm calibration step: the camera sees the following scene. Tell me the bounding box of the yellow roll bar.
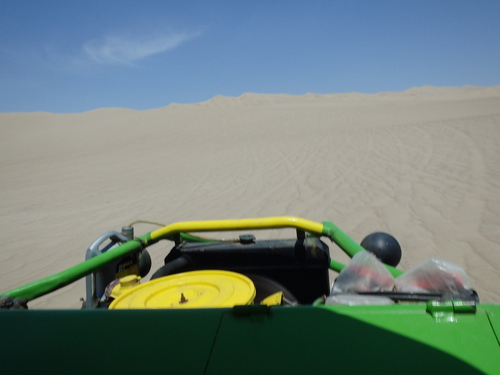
[150,216,325,240]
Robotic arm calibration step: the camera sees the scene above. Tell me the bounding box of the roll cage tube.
[0,216,402,301]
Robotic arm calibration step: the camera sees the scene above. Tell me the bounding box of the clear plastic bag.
[325,294,394,306]
[395,258,472,295]
[332,251,395,293]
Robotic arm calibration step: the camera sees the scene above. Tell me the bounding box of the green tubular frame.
[1,216,402,301]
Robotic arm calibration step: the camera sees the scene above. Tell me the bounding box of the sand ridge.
[1,86,499,308]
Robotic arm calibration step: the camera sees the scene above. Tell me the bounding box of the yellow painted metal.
[109,270,256,309]
[260,291,284,306]
[150,216,324,240]
[109,275,141,299]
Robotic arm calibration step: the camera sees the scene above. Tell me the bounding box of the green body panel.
[1,305,499,374]
[488,306,500,345]
[321,304,500,374]
[0,309,222,375]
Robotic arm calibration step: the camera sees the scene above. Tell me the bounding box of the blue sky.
[1,1,499,113]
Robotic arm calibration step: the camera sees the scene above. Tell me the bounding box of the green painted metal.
[0,309,223,375]
[319,303,500,374]
[208,305,499,374]
[1,215,500,374]
[486,306,500,346]
[329,259,347,273]
[1,233,155,300]
[180,232,219,243]
[2,218,349,301]
[2,305,498,374]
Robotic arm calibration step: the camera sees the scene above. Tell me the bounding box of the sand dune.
[1,86,499,308]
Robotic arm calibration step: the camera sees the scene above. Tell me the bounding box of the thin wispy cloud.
[82,31,200,65]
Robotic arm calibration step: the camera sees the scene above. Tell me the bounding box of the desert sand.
[1,86,499,308]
